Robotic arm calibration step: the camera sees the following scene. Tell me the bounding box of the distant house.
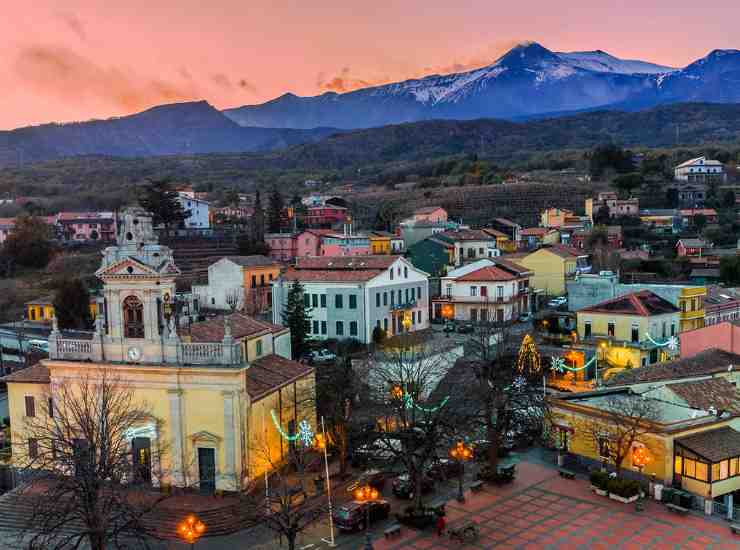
[571,226,623,250]
[704,286,740,326]
[585,191,639,220]
[406,236,455,277]
[519,227,560,250]
[518,245,590,296]
[481,228,517,253]
[674,156,726,183]
[679,208,718,228]
[368,231,403,254]
[436,229,499,266]
[412,206,448,223]
[264,233,298,261]
[434,259,532,323]
[303,205,348,228]
[676,238,711,258]
[0,218,15,244]
[639,209,679,234]
[56,212,116,242]
[489,217,522,243]
[680,321,740,358]
[177,193,210,229]
[540,208,578,229]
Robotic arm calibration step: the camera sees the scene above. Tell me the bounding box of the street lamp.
[632,445,650,475]
[449,441,473,503]
[596,341,608,387]
[402,313,412,332]
[177,514,206,549]
[354,484,380,550]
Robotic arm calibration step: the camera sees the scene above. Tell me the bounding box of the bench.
[384,524,402,538]
[469,480,484,493]
[730,523,740,535]
[666,503,689,515]
[558,468,576,480]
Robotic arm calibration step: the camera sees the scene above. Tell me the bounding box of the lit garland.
[403,393,450,413]
[550,354,597,373]
[644,333,679,352]
[270,410,314,445]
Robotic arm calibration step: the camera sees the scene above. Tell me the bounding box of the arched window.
[123,296,145,338]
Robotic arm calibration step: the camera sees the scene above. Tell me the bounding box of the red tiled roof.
[457,265,520,282]
[414,206,445,215]
[480,228,508,239]
[188,313,285,342]
[439,229,495,242]
[294,255,398,270]
[546,244,585,259]
[520,227,549,237]
[282,268,382,282]
[605,349,740,386]
[668,378,740,415]
[2,363,50,384]
[246,355,314,400]
[579,290,679,317]
[676,427,740,462]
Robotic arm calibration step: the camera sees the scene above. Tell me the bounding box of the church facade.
[4,207,315,492]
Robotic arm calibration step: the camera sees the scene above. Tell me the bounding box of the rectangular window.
[321,321,327,335]
[418,286,422,299]
[251,275,257,287]
[383,292,388,306]
[411,288,416,301]
[584,322,592,339]
[671,323,676,336]
[684,458,696,478]
[631,326,639,343]
[732,458,739,477]
[376,293,381,307]
[720,460,729,480]
[312,294,318,308]
[336,321,344,336]
[480,286,488,297]
[48,398,53,418]
[389,269,394,280]
[397,290,402,304]
[303,294,310,307]
[383,318,388,331]
[674,455,682,475]
[405,288,409,303]
[28,439,38,459]
[260,274,265,286]
[320,294,326,308]
[313,321,319,334]
[25,396,35,418]
[418,311,423,324]
[391,292,395,306]
[404,266,408,278]
[470,286,478,297]
[662,321,666,339]
[471,309,478,322]
[349,295,357,309]
[335,295,343,309]
[696,461,708,482]
[256,339,263,357]
[498,286,504,299]
[350,321,358,336]
[608,322,615,338]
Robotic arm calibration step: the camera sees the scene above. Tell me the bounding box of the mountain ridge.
[223,42,740,129]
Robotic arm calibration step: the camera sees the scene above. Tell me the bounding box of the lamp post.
[318,417,336,547]
[596,341,607,388]
[354,484,380,550]
[402,313,412,333]
[449,441,473,503]
[177,514,206,550]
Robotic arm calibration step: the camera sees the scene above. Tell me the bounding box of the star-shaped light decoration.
[297,420,314,447]
[666,336,679,352]
[550,356,566,373]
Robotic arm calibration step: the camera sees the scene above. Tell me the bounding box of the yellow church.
[4,206,315,493]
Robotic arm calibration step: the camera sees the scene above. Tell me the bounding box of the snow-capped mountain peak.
[558,50,675,74]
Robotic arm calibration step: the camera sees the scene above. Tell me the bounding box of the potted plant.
[589,471,609,496]
[607,478,640,503]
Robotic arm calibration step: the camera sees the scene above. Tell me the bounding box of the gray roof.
[605,349,740,386]
[223,255,279,267]
[676,427,740,462]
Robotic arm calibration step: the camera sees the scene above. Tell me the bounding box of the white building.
[272,255,430,344]
[674,157,726,183]
[192,256,280,313]
[178,193,211,229]
[433,258,532,323]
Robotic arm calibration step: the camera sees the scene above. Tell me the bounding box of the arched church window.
[123,296,145,338]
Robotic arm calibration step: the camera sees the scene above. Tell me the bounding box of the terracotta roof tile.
[520,227,549,237]
[294,255,397,270]
[246,355,314,401]
[2,363,50,384]
[414,206,445,215]
[439,229,495,242]
[579,290,679,317]
[282,268,382,283]
[457,265,520,282]
[676,427,740,462]
[605,349,740,386]
[189,313,285,342]
[668,378,740,415]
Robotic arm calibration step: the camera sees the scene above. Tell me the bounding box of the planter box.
[609,493,638,504]
[595,488,608,497]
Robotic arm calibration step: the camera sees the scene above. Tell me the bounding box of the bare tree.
[579,390,659,476]
[354,333,460,513]
[225,286,245,313]
[12,370,169,550]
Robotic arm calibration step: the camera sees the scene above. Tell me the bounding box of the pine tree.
[282,281,312,360]
[251,189,265,242]
[267,188,284,233]
[138,178,190,229]
[53,278,93,330]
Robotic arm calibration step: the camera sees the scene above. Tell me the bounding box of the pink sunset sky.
[0,0,738,130]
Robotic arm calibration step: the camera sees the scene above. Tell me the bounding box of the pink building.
[57,212,116,242]
[265,233,298,261]
[296,229,326,257]
[0,218,14,244]
[297,228,370,257]
[412,206,448,223]
[679,321,740,358]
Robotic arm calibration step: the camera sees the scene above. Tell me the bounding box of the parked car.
[392,472,435,499]
[355,469,386,491]
[456,323,475,334]
[546,297,567,308]
[443,321,455,333]
[350,438,402,467]
[519,313,532,323]
[427,458,464,480]
[306,349,337,364]
[333,499,391,532]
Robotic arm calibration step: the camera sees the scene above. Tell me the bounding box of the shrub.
[606,478,641,498]
[589,470,610,490]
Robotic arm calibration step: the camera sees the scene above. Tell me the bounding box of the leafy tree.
[237,234,270,256]
[693,213,708,233]
[723,190,736,209]
[53,278,93,330]
[372,325,386,346]
[138,178,190,229]
[2,215,55,269]
[666,188,680,208]
[267,187,285,233]
[282,281,312,360]
[316,356,357,475]
[251,189,265,242]
[592,205,612,226]
[613,172,643,197]
[589,144,635,179]
[720,256,740,285]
